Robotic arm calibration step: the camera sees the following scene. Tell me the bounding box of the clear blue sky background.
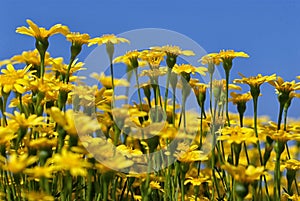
[0,0,299,120]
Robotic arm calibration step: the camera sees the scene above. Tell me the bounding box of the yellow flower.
[172,64,207,76]
[229,91,252,105]
[1,152,38,173]
[217,49,249,60]
[260,125,300,143]
[5,111,45,129]
[175,144,208,163]
[150,45,195,57]
[0,125,18,145]
[16,19,69,40]
[139,50,165,69]
[47,107,99,136]
[88,34,129,46]
[90,72,130,89]
[66,32,90,46]
[24,165,56,179]
[218,126,258,144]
[199,53,221,66]
[51,148,92,176]
[234,73,277,88]
[113,50,141,68]
[221,163,266,184]
[8,49,52,66]
[0,64,35,94]
[281,159,300,171]
[184,175,211,186]
[51,57,86,75]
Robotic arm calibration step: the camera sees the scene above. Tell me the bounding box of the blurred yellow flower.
[114,50,141,68]
[90,72,130,89]
[222,163,266,184]
[22,191,54,201]
[199,53,221,66]
[52,148,92,177]
[1,152,38,173]
[5,111,45,129]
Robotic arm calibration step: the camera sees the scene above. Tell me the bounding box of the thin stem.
[164,68,172,111]
[225,70,230,127]
[277,103,284,131]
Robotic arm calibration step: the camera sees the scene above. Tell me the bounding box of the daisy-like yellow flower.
[0,125,18,145]
[16,19,69,40]
[3,49,52,67]
[114,50,141,69]
[139,50,165,69]
[218,126,257,145]
[184,175,211,186]
[281,159,300,171]
[16,19,69,78]
[5,111,45,129]
[172,64,207,76]
[175,144,208,163]
[51,148,92,177]
[88,34,129,47]
[66,32,91,63]
[151,45,195,68]
[66,32,90,46]
[216,49,249,71]
[230,91,252,105]
[199,53,221,75]
[0,64,35,94]
[0,152,38,173]
[24,165,56,179]
[221,163,266,184]
[51,57,86,76]
[234,73,277,89]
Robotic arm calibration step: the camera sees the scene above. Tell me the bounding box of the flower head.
[216,49,249,71]
[114,50,141,69]
[230,91,252,105]
[66,32,90,46]
[222,163,266,184]
[88,34,129,46]
[16,19,69,40]
[139,50,165,69]
[218,126,257,144]
[172,64,207,76]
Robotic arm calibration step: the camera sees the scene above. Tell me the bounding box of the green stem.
[277,103,284,131]
[225,70,230,127]
[164,68,172,111]
[65,57,76,84]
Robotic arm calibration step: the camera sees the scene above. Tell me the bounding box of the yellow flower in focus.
[5,111,45,129]
[66,32,90,46]
[140,50,165,69]
[218,126,258,144]
[222,163,266,184]
[52,148,92,177]
[234,73,277,88]
[114,50,141,69]
[1,152,38,173]
[51,57,86,75]
[172,64,207,76]
[22,191,54,201]
[230,91,252,105]
[0,64,35,94]
[16,19,69,39]
[88,34,129,46]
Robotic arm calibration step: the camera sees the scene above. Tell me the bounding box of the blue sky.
[0,0,299,120]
